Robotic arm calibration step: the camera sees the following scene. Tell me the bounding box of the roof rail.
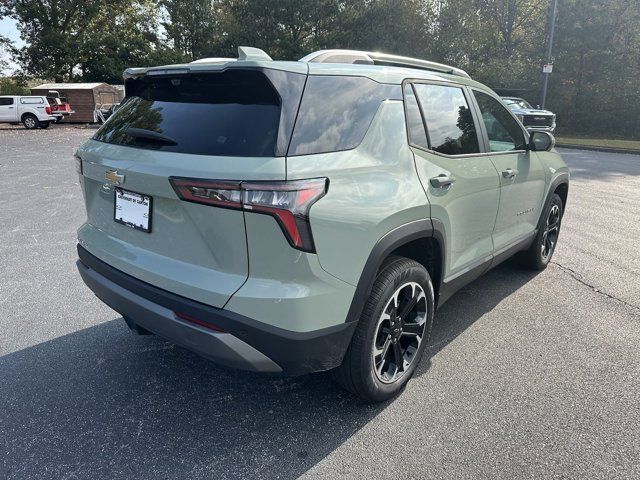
[299,49,470,78]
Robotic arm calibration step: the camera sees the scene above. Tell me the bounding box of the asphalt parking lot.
[1,125,639,479]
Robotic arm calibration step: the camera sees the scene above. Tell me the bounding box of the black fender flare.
[536,172,569,232]
[344,219,446,323]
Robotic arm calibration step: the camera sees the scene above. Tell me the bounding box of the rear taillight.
[170,177,328,252]
[45,106,51,115]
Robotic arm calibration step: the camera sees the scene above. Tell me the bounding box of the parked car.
[0,95,59,129]
[501,96,556,132]
[75,47,569,402]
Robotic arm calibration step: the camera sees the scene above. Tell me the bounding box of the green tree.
[79,1,164,83]
[0,34,14,73]
[217,0,343,59]
[1,0,165,82]
[161,0,219,61]
[337,0,436,57]
[549,0,640,138]
[0,76,30,95]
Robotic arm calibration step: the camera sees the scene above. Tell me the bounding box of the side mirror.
[528,130,555,152]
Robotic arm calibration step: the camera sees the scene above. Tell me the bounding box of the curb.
[556,143,640,155]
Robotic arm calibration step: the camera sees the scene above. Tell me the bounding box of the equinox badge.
[105,169,125,186]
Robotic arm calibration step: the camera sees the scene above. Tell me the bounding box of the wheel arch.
[554,181,569,209]
[21,111,37,122]
[344,219,446,324]
[537,173,569,232]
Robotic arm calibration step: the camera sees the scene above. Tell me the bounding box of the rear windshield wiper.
[125,127,178,146]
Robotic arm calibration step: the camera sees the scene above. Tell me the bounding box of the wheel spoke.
[403,322,423,336]
[374,337,392,374]
[392,343,403,371]
[375,336,391,360]
[398,295,418,322]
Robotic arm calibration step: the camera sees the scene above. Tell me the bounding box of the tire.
[22,114,38,130]
[332,257,434,402]
[38,121,50,129]
[520,193,563,270]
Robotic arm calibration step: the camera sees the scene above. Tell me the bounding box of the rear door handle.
[502,168,518,179]
[430,174,456,188]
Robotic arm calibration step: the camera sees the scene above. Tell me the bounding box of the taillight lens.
[45,106,51,115]
[170,177,328,252]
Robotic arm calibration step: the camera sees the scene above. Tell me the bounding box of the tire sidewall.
[357,261,434,401]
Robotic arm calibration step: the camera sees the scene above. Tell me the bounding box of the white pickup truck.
[0,95,59,129]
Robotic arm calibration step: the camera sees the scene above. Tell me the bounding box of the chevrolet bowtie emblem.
[105,169,125,185]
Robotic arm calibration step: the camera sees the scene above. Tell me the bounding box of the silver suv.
[76,47,568,402]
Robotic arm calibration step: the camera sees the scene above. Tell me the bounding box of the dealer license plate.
[114,188,152,232]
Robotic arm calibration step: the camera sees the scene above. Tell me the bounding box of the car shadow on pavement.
[1,260,538,479]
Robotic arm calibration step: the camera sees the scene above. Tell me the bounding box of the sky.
[0,17,23,74]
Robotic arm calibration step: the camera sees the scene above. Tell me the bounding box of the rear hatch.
[77,66,306,308]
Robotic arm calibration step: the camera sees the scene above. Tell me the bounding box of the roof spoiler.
[299,49,470,78]
[124,46,273,79]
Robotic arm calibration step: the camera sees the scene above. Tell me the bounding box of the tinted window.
[20,97,44,104]
[474,91,526,152]
[94,70,282,157]
[288,76,400,156]
[0,98,14,106]
[413,84,480,155]
[403,84,428,149]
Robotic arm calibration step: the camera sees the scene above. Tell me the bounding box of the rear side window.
[288,76,400,156]
[94,70,286,157]
[403,84,428,149]
[20,97,44,104]
[0,98,14,106]
[413,84,480,155]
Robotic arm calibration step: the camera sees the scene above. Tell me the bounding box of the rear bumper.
[77,245,356,375]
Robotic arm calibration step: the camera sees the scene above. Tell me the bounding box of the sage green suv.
[75,47,568,402]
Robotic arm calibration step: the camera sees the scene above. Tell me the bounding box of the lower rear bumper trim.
[76,245,356,375]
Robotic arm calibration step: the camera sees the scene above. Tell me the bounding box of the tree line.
[1,0,639,139]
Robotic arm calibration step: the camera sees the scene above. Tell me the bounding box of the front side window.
[474,91,527,152]
[413,84,480,155]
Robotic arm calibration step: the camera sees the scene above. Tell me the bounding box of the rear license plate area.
[114,188,152,233]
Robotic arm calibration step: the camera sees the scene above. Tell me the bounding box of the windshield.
[503,98,533,110]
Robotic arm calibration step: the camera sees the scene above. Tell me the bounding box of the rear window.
[94,70,285,157]
[288,76,401,156]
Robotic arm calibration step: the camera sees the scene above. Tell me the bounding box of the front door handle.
[502,168,518,179]
[430,174,456,188]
